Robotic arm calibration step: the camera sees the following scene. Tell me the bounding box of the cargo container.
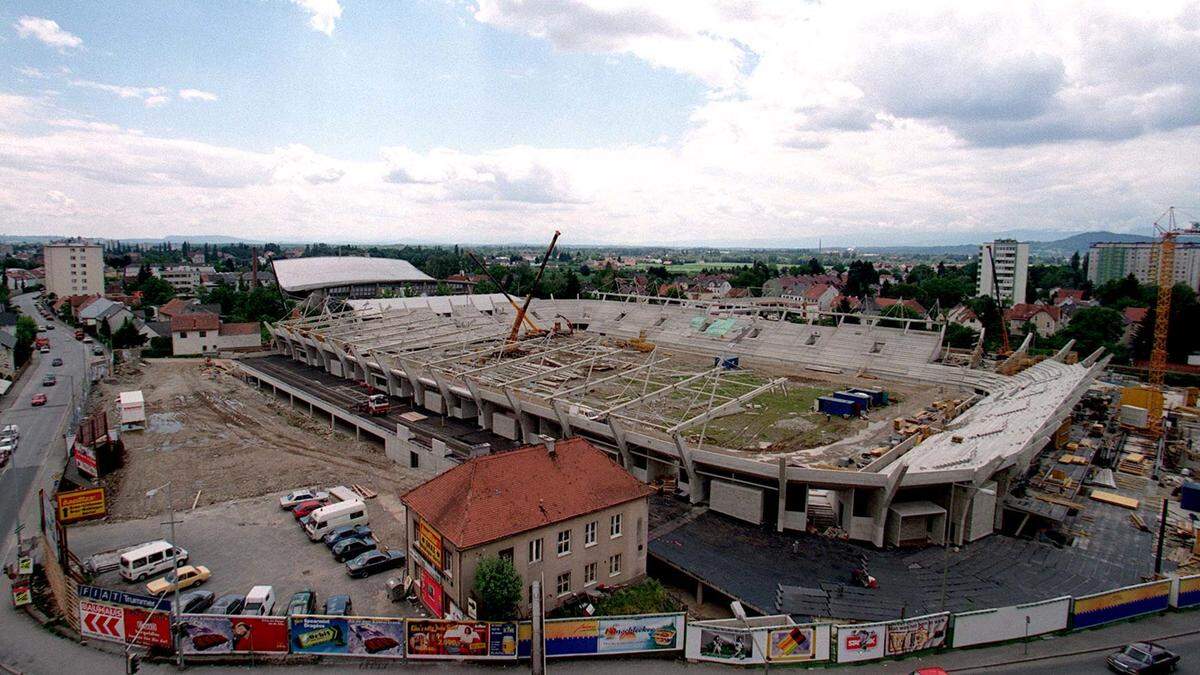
[849,387,888,406]
[818,396,858,417]
[1182,482,1200,513]
[835,391,872,411]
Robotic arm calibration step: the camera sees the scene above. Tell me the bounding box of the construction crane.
[986,244,1012,356]
[1147,207,1200,436]
[507,231,561,344]
[464,250,542,334]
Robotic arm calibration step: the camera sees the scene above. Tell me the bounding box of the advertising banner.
[597,614,684,654]
[124,608,172,649]
[56,487,107,524]
[80,600,125,642]
[545,619,598,656]
[885,613,948,656]
[836,623,885,663]
[415,517,443,568]
[11,580,32,607]
[419,566,444,618]
[696,627,757,663]
[1072,580,1172,629]
[1172,575,1200,609]
[290,616,351,654]
[179,615,289,654]
[406,620,518,660]
[767,626,815,662]
[78,584,170,611]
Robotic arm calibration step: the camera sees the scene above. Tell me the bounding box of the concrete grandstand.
[257,293,1107,549]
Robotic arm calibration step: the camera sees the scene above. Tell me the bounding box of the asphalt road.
[0,291,90,562]
[960,631,1200,673]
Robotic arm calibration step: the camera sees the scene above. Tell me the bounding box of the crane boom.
[1148,207,1200,437]
[986,244,1012,355]
[508,231,561,344]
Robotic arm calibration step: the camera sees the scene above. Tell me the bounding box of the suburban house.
[5,268,42,292]
[801,283,838,315]
[170,312,262,355]
[78,298,136,334]
[1005,303,1062,336]
[1121,306,1149,346]
[401,437,654,619]
[0,331,16,378]
[946,304,983,331]
[873,297,927,316]
[1052,288,1087,306]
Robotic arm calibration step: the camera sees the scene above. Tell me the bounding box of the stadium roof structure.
[272,256,435,294]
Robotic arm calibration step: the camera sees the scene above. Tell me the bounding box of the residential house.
[401,437,653,618]
[0,331,16,377]
[5,268,41,292]
[1121,307,1149,346]
[170,312,261,355]
[692,274,732,299]
[801,283,838,315]
[1004,303,1062,336]
[1052,288,1086,306]
[78,298,136,334]
[946,304,983,332]
[873,297,927,316]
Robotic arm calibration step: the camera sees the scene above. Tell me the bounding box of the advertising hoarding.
[885,613,948,656]
[837,623,885,663]
[179,615,289,654]
[290,616,350,654]
[767,626,815,662]
[1072,580,1172,629]
[419,566,444,618]
[952,597,1070,648]
[1174,575,1200,609]
[415,517,443,568]
[406,620,517,660]
[56,487,107,524]
[697,627,756,662]
[544,614,684,657]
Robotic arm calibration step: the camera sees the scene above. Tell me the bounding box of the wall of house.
[171,329,219,355]
[218,331,262,350]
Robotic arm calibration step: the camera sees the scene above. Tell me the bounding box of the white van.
[303,499,367,541]
[119,541,189,581]
[243,585,275,616]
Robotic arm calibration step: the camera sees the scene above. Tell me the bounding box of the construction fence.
[61,576,1200,665]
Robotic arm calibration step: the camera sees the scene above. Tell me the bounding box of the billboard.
[836,623,885,663]
[78,584,170,612]
[415,517,443,568]
[80,599,171,649]
[885,613,948,656]
[696,627,757,663]
[1072,580,1172,629]
[290,616,351,654]
[544,614,684,657]
[406,620,518,660]
[56,487,107,524]
[767,626,815,662]
[1174,575,1200,609]
[179,615,289,654]
[288,615,408,657]
[419,566,444,618]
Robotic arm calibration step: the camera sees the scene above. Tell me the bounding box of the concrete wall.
[710,480,764,525]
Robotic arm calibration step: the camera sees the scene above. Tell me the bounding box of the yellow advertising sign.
[415,517,443,569]
[56,487,108,524]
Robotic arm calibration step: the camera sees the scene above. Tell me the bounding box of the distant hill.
[1029,231,1154,256]
[163,234,262,244]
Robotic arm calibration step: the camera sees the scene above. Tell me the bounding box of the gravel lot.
[68,490,426,619]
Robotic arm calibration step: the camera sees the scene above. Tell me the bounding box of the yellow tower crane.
[1147,206,1200,436]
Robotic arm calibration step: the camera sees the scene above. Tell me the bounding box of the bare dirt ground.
[90,358,431,540]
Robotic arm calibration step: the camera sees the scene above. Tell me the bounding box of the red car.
[31,394,48,406]
[292,499,327,520]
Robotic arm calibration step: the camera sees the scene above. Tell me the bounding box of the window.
[556,529,571,556]
[610,514,622,538]
[609,554,622,576]
[199,331,207,337]
[555,571,571,596]
[179,332,188,339]
[584,521,596,547]
[499,548,514,564]
[443,549,453,578]
[528,538,542,564]
[584,562,597,586]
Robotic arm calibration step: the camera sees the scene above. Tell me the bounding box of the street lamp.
[147,483,183,668]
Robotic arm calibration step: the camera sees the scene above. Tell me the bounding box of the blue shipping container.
[836,391,872,410]
[1182,481,1200,513]
[818,396,858,416]
[850,387,888,406]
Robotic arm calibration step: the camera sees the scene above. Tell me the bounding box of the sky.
[1,0,1198,246]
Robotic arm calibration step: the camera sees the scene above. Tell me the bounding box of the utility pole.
[1154,497,1169,577]
[531,578,545,675]
[148,483,184,668]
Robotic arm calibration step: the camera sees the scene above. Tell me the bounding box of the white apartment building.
[157,265,216,296]
[976,239,1029,306]
[1087,242,1200,291]
[43,239,104,297]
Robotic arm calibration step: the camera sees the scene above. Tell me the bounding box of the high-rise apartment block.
[43,238,104,297]
[1087,241,1200,290]
[976,239,1029,306]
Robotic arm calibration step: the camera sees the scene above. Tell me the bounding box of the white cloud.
[179,88,218,102]
[15,66,48,79]
[13,16,82,50]
[289,0,343,36]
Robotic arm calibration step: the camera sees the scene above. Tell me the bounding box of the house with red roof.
[401,437,653,617]
[1004,303,1062,335]
[1121,307,1149,345]
[1052,288,1087,306]
[170,312,262,355]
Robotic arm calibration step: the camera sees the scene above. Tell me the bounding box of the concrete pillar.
[607,418,633,469]
[776,457,787,533]
[695,581,704,605]
[671,433,704,504]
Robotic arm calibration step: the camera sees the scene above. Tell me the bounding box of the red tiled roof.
[1053,288,1086,304]
[219,321,260,336]
[875,297,926,315]
[401,437,654,549]
[803,283,831,301]
[1123,307,1149,324]
[158,297,192,318]
[170,312,219,332]
[1005,303,1061,322]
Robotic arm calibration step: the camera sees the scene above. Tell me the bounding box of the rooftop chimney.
[539,434,557,456]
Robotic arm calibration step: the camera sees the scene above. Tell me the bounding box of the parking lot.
[68,490,425,619]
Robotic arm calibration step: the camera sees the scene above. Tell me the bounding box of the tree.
[15,315,37,366]
[473,556,522,620]
[1056,306,1125,360]
[945,322,979,349]
[112,318,147,349]
[136,275,176,306]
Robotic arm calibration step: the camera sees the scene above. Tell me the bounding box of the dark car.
[332,536,377,563]
[42,374,56,386]
[207,594,245,615]
[51,358,63,367]
[291,499,327,520]
[323,594,353,616]
[346,550,405,579]
[178,590,215,614]
[323,524,372,548]
[1106,642,1180,674]
[286,589,316,616]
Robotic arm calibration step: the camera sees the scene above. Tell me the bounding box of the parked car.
[279,488,329,510]
[82,336,94,343]
[92,347,104,356]
[1,424,18,441]
[323,524,372,548]
[45,324,54,330]
[30,394,47,406]
[1106,642,1180,674]
[145,565,211,595]
[292,499,328,520]
[323,594,353,616]
[286,589,316,616]
[332,537,377,563]
[346,550,405,579]
[242,586,276,616]
[39,346,50,354]
[0,439,17,456]
[178,590,215,614]
[42,374,56,386]
[208,594,245,615]
[51,358,62,366]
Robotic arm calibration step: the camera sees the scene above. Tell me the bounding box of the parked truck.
[353,394,391,416]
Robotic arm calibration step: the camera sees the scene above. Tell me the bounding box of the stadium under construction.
[248,292,1108,550]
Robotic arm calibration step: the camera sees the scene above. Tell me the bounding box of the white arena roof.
[272,256,435,293]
